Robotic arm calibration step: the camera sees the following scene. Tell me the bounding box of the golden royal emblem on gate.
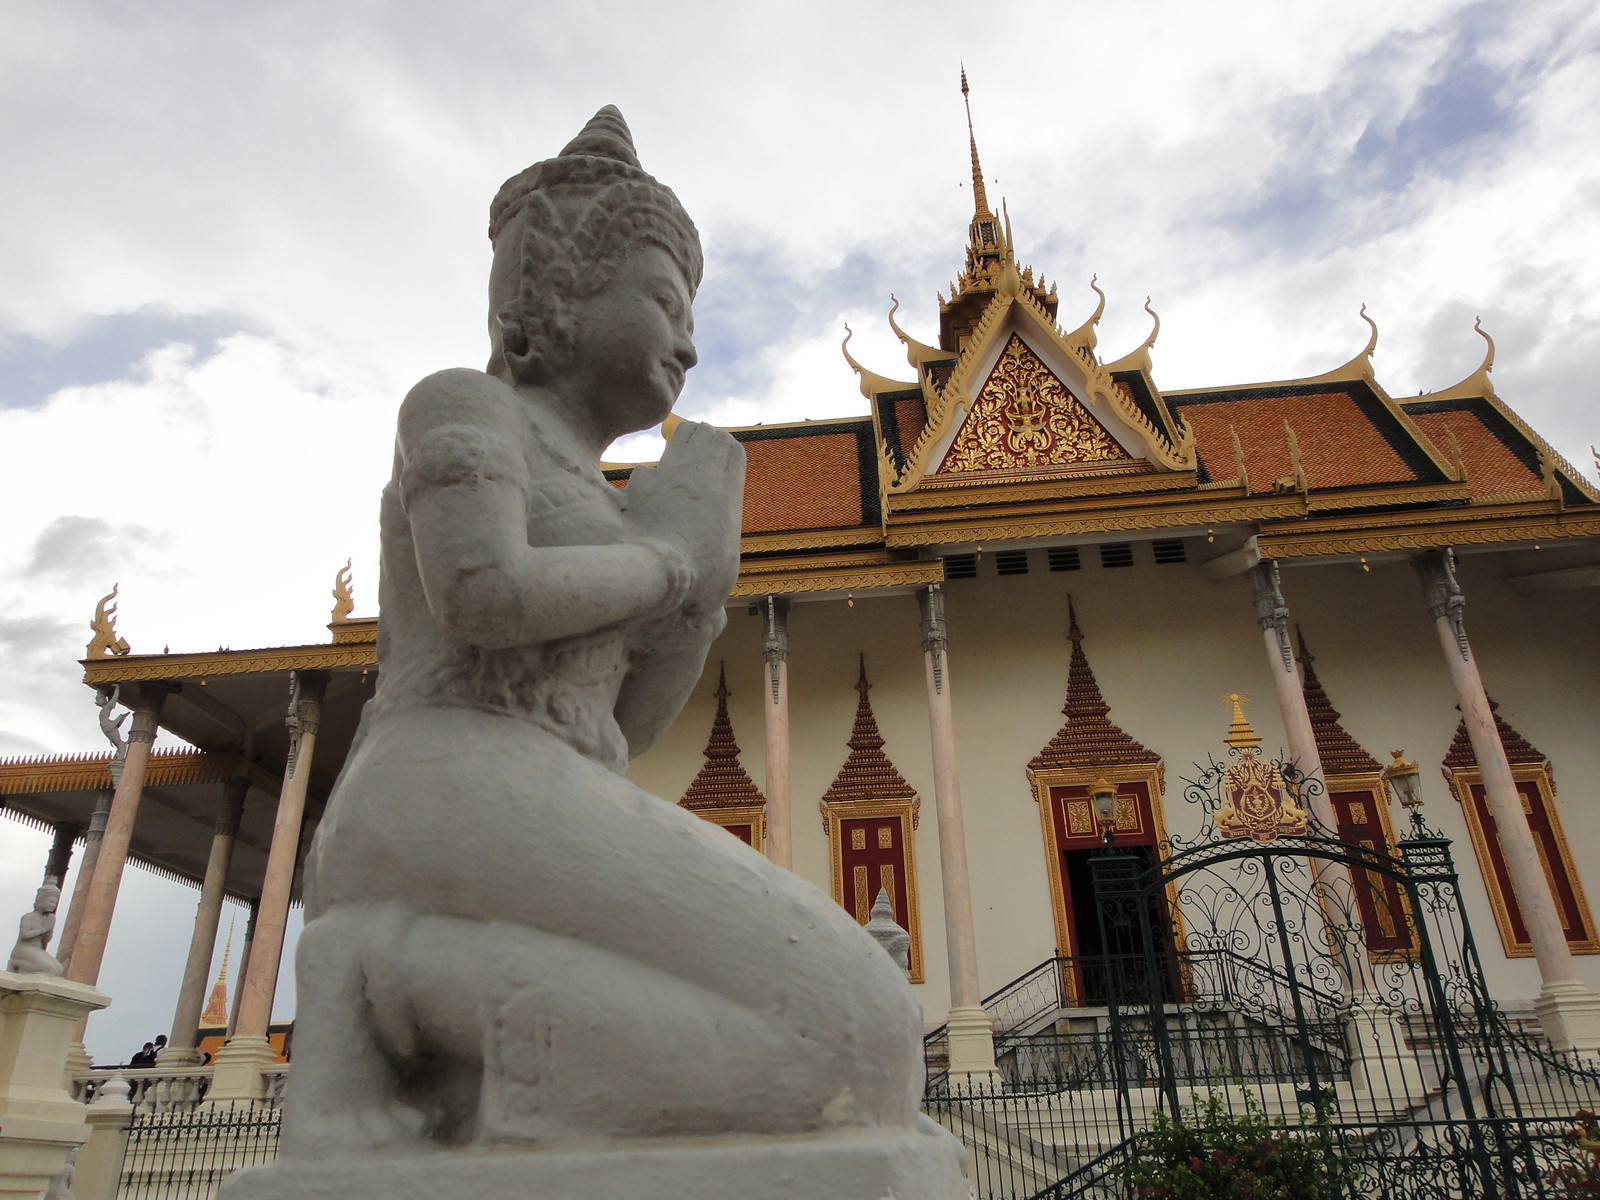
[1217,694,1307,844]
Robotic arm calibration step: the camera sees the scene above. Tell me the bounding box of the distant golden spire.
[961,64,993,222]
[199,919,233,1028]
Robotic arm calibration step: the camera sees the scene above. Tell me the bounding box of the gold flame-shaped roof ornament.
[331,560,355,624]
[199,920,233,1029]
[1217,693,1307,843]
[86,585,131,658]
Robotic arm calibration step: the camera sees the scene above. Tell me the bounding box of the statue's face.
[35,886,58,913]
[564,245,697,437]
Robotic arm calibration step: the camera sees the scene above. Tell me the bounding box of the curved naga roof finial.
[1290,303,1379,385]
[1061,275,1107,358]
[886,294,944,370]
[1414,316,1497,402]
[841,324,916,400]
[1103,296,1162,375]
[87,585,131,658]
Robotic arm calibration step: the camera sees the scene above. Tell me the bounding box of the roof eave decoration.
[1410,319,1600,506]
[1102,297,1161,376]
[889,282,1197,492]
[841,324,917,402]
[887,295,948,372]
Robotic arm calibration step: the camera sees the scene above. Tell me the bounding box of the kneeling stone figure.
[222,107,967,1200]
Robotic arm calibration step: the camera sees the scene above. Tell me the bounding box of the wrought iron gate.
[1084,755,1600,1200]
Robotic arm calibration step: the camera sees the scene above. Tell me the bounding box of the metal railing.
[118,1102,281,1200]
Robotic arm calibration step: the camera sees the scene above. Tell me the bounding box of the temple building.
[4,90,1600,1097]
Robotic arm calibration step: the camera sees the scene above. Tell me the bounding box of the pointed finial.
[1222,693,1261,748]
[960,66,992,220]
[856,653,871,702]
[559,105,640,167]
[331,559,355,624]
[87,585,131,658]
[714,661,729,705]
[1067,595,1084,645]
[1294,624,1313,667]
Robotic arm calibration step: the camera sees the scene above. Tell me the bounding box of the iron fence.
[118,1102,281,1200]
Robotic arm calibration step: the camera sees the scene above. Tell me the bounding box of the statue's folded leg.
[290,901,912,1150]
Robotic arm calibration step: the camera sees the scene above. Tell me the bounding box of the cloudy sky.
[2,0,1597,1060]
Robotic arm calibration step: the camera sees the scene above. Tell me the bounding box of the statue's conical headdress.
[488,105,701,293]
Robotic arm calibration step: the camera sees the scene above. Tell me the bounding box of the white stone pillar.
[210,672,326,1102]
[1246,563,1396,1039]
[918,584,997,1078]
[1247,562,1334,824]
[0,972,110,1200]
[761,596,793,870]
[1414,549,1600,1052]
[226,900,259,1040]
[55,790,112,969]
[162,776,247,1064]
[65,684,170,991]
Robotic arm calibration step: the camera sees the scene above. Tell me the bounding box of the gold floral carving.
[940,336,1133,475]
[84,642,378,684]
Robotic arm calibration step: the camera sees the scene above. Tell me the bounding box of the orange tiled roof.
[679,665,765,811]
[1168,384,1423,492]
[1443,699,1546,771]
[1029,601,1160,771]
[607,423,879,536]
[1402,401,1541,498]
[822,659,917,804]
[1295,629,1381,777]
[741,427,872,533]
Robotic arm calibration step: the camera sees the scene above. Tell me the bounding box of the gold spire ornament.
[332,560,356,624]
[1217,693,1307,843]
[86,585,131,658]
[199,920,233,1028]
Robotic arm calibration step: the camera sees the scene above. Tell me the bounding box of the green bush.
[1120,1092,1335,1200]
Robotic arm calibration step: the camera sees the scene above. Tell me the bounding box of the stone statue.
[865,887,912,976]
[95,686,128,758]
[231,107,964,1200]
[9,881,64,975]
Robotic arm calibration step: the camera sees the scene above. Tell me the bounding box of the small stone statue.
[9,880,64,975]
[96,686,128,757]
[864,887,912,975]
[235,105,965,1200]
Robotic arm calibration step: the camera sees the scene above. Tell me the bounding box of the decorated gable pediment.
[939,333,1138,476]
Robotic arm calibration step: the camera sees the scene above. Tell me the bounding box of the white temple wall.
[629,540,1600,1027]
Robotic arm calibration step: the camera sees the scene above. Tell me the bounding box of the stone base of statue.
[221,1124,969,1200]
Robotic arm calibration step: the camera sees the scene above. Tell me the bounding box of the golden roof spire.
[961,64,993,222]
[199,918,233,1028]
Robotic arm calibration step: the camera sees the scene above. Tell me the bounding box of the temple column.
[1247,562,1333,819]
[210,671,326,1101]
[65,683,170,992]
[161,776,247,1065]
[56,790,113,967]
[918,584,996,1078]
[43,822,78,888]
[762,596,793,870]
[1247,567,1387,982]
[227,900,259,1040]
[1415,549,1600,1052]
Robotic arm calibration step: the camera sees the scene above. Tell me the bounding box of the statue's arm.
[398,371,687,650]
[609,422,744,755]
[614,610,727,756]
